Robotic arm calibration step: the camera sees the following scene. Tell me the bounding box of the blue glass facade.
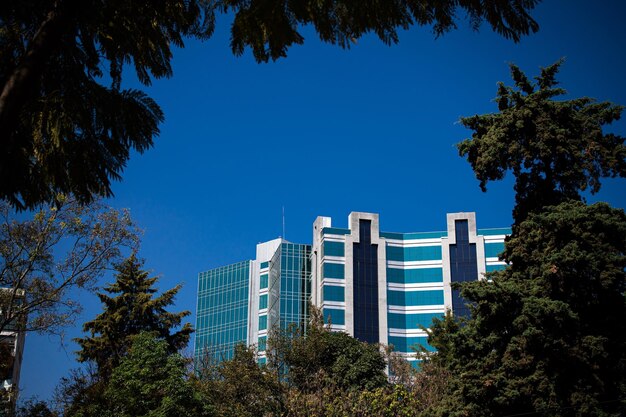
[195,211,510,370]
[255,241,312,363]
[353,220,380,344]
[270,242,311,331]
[195,261,250,363]
[195,239,311,367]
[449,220,478,318]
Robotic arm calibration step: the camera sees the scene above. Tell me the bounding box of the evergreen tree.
[457,60,626,225]
[222,0,540,63]
[74,255,192,379]
[421,61,626,417]
[0,0,214,210]
[427,202,626,417]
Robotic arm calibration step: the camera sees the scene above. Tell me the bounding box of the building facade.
[195,212,509,367]
[310,212,509,367]
[1,288,26,412]
[195,239,311,365]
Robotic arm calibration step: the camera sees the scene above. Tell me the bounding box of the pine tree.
[74,254,192,379]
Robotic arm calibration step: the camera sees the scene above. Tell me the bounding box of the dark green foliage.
[285,383,423,417]
[14,398,58,417]
[196,307,389,416]
[196,344,284,417]
[61,334,207,417]
[427,202,626,417]
[1,1,540,209]
[74,255,192,379]
[220,0,540,62]
[0,0,215,209]
[268,309,388,392]
[458,60,626,225]
[55,367,106,417]
[105,332,207,417]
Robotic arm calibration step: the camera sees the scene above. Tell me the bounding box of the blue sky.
[21,0,626,401]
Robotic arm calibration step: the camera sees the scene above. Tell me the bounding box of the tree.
[74,255,193,380]
[0,0,215,210]
[0,195,139,336]
[0,1,540,210]
[103,332,207,417]
[284,382,423,417]
[426,60,626,417]
[54,367,104,417]
[426,202,626,417]
[267,306,388,392]
[195,344,284,417]
[458,60,626,225]
[221,0,540,63]
[14,398,58,417]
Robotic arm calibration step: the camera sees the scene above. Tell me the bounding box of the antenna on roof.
[282,205,286,240]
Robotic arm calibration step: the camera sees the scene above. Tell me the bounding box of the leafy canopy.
[267,307,388,392]
[458,60,626,224]
[1,0,540,209]
[0,0,215,209]
[196,344,284,417]
[0,196,139,336]
[220,0,541,62]
[105,332,207,417]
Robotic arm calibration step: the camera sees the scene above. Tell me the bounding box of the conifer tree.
[74,254,192,379]
[458,60,626,226]
[423,62,626,417]
[427,202,626,417]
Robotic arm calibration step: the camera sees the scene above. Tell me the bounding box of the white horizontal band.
[388,305,445,314]
[387,260,443,268]
[322,301,346,308]
[322,278,345,285]
[385,239,443,246]
[387,282,444,291]
[322,256,345,263]
[389,328,429,337]
[484,235,507,241]
[322,237,345,243]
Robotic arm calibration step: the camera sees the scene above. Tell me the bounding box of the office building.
[195,211,509,367]
[1,288,26,412]
[195,239,311,365]
[311,212,509,366]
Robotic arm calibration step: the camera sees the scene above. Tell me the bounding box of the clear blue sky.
[21,0,626,401]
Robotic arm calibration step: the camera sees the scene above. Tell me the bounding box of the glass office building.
[258,242,311,364]
[310,212,510,368]
[195,261,251,364]
[195,239,311,366]
[195,212,509,368]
